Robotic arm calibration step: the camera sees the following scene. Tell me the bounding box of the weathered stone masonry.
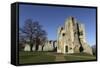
[57,16,93,55]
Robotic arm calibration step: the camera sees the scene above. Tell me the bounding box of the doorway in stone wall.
[66,46,68,52]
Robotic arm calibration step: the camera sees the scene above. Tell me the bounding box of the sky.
[19,4,96,46]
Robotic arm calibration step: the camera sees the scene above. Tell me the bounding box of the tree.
[33,23,47,51]
[19,31,26,51]
[40,35,47,51]
[20,19,47,51]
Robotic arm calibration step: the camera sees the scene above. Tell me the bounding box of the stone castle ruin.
[24,40,57,52]
[24,16,93,55]
[57,16,93,55]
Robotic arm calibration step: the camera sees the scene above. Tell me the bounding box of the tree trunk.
[42,45,44,51]
[30,43,33,52]
[35,44,39,51]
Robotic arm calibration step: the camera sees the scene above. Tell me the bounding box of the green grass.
[19,51,96,64]
[63,53,96,61]
[19,51,55,64]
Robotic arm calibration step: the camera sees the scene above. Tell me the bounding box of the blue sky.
[19,4,96,46]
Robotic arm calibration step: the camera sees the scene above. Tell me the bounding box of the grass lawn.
[19,51,55,64]
[19,51,96,64]
[64,53,96,61]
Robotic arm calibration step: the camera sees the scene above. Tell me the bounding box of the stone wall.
[57,16,93,55]
[23,40,57,51]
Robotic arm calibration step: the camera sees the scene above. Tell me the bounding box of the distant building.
[57,16,93,55]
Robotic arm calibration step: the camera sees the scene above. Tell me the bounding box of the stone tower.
[57,16,93,55]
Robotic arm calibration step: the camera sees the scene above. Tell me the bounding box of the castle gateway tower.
[57,16,93,55]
